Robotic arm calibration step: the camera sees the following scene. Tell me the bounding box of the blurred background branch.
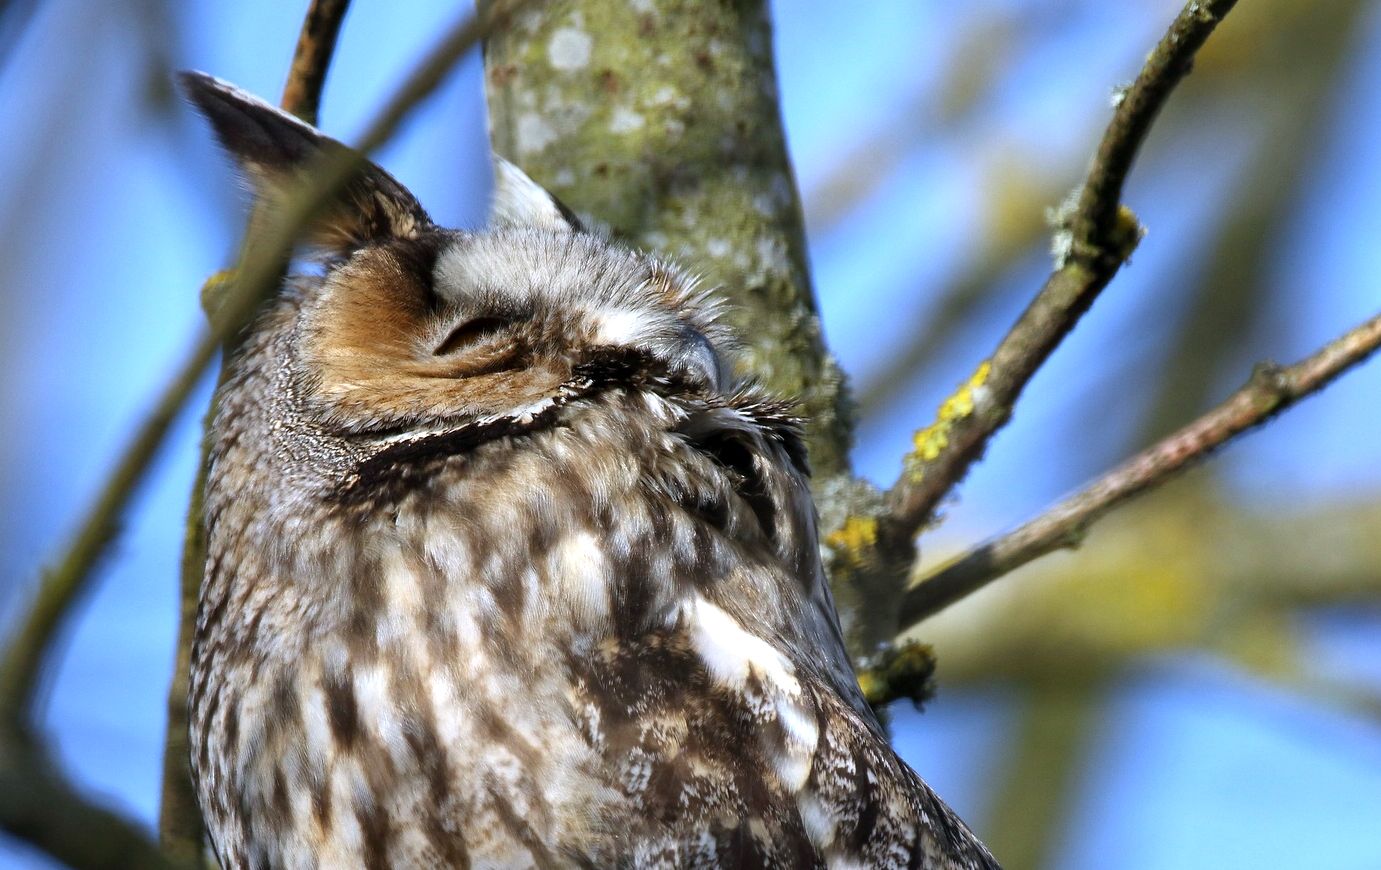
[0,728,182,870]
[279,0,350,124]
[0,0,511,735]
[0,1,520,865]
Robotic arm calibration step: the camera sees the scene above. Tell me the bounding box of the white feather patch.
[551,530,612,622]
[682,595,820,791]
[685,595,798,692]
[594,308,653,346]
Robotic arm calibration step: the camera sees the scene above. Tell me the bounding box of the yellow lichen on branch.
[901,310,1381,629]
[825,514,880,560]
[904,360,991,482]
[1110,204,1145,261]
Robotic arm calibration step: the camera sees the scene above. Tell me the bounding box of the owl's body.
[184,74,997,869]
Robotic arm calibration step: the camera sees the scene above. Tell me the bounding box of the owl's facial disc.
[181,71,729,453]
[431,230,727,395]
[298,227,726,447]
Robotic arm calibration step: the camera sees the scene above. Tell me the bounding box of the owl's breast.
[193,395,890,867]
[193,529,629,867]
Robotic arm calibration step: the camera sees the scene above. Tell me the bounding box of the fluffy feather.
[184,74,998,869]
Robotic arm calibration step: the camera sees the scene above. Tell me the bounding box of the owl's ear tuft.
[179,70,433,256]
[489,156,583,233]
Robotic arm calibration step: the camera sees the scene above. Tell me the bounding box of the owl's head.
[183,72,733,451]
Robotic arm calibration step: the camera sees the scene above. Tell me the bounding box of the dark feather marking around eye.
[682,430,778,544]
[570,347,706,398]
[339,410,561,509]
[734,399,811,478]
[333,349,692,510]
[434,316,511,355]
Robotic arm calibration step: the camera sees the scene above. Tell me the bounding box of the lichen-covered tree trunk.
[481,0,909,655]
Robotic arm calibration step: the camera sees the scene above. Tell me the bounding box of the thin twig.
[884,0,1239,538]
[280,0,352,124]
[899,310,1381,627]
[2,6,525,868]
[854,182,1055,418]
[0,0,520,727]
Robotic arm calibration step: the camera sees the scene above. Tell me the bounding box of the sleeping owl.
[181,71,998,869]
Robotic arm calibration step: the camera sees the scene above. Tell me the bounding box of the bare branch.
[0,0,519,728]
[2,6,521,865]
[0,334,218,724]
[279,0,352,124]
[854,172,1058,418]
[0,728,185,870]
[900,310,1381,628]
[884,0,1239,538]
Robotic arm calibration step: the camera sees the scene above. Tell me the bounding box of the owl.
[181,72,998,870]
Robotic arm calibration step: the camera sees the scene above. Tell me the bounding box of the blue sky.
[1,1,1379,867]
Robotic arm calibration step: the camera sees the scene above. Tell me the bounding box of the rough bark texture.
[482,0,907,655]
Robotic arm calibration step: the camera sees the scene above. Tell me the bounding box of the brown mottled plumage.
[181,72,999,869]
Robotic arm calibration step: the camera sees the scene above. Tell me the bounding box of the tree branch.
[884,0,1239,538]
[854,171,1059,419]
[0,335,218,724]
[1,728,184,870]
[157,450,210,865]
[0,13,528,870]
[900,310,1381,628]
[481,0,851,476]
[478,0,902,651]
[279,0,351,124]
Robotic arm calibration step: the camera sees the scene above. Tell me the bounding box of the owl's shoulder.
[564,594,999,869]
